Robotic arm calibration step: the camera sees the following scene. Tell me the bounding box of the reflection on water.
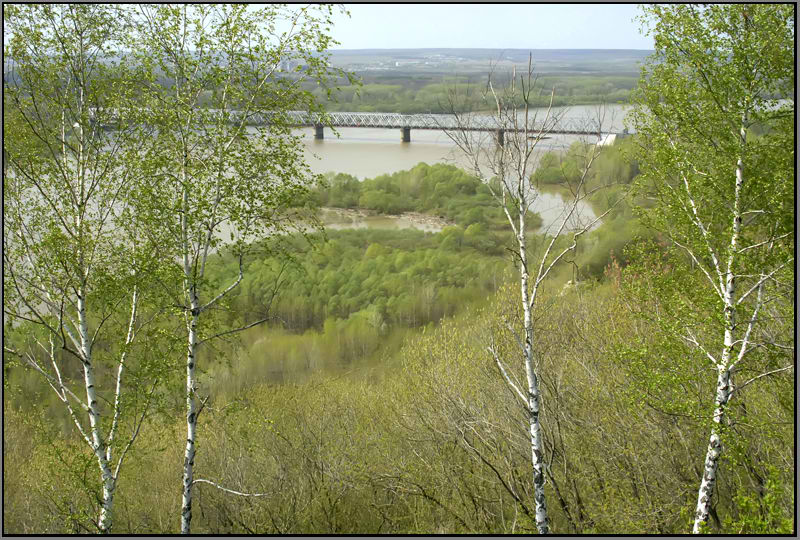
[530,189,599,234]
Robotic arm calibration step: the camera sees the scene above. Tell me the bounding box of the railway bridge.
[249,111,612,144]
[91,109,620,145]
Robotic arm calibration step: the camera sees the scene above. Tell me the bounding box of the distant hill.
[327,48,653,76]
[329,48,653,59]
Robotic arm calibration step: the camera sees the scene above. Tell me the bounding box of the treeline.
[312,141,649,282]
[313,75,637,114]
[191,226,507,397]
[229,229,506,330]
[6,132,791,533]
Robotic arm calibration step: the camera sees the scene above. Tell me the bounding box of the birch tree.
[131,4,348,533]
[442,55,612,534]
[3,4,172,532]
[628,4,794,533]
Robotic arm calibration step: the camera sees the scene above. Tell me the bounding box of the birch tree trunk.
[692,365,732,533]
[630,6,794,532]
[441,54,608,534]
[131,6,349,533]
[692,114,744,534]
[179,155,199,534]
[518,207,549,534]
[180,300,200,534]
[78,287,116,533]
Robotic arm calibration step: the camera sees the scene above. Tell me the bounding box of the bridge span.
[250,111,611,144]
[91,108,619,145]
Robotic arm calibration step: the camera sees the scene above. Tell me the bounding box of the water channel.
[290,103,631,234]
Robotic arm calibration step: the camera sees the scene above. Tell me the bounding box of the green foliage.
[723,467,794,534]
[4,5,794,535]
[4,274,795,534]
[221,227,507,332]
[630,4,794,268]
[314,74,641,114]
[531,137,644,279]
[314,163,529,234]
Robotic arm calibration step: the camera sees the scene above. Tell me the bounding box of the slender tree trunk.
[693,114,745,534]
[78,287,116,533]
[180,295,199,534]
[692,365,732,533]
[180,165,199,533]
[692,263,737,534]
[76,113,116,529]
[517,221,550,535]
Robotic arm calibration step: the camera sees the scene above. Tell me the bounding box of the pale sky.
[328,4,653,50]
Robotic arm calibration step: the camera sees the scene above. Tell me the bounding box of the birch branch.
[198,253,243,313]
[731,277,765,369]
[487,343,528,408]
[673,149,725,291]
[108,286,139,448]
[683,330,719,366]
[532,203,614,305]
[192,478,272,497]
[731,365,794,398]
[737,231,792,254]
[113,379,158,488]
[6,344,94,448]
[196,316,273,346]
[736,260,791,306]
[671,238,724,300]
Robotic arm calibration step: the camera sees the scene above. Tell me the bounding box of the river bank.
[320,207,454,233]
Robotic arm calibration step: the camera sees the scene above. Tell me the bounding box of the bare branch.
[192,478,272,497]
[487,344,528,408]
[731,365,794,398]
[196,316,274,346]
[736,260,792,306]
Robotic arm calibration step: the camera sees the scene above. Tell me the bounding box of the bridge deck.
[90,109,613,135]
[247,111,607,135]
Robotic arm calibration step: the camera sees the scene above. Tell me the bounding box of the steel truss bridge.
[246,111,608,140]
[92,109,616,143]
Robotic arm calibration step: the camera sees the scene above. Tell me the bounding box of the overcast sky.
[327,4,653,50]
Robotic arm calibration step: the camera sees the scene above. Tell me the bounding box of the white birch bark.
[77,286,116,533]
[692,365,732,533]
[4,6,165,533]
[180,302,200,534]
[179,149,199,533]
[692,113,745,534]
[74,108,116,532]
[517,219,549,534]
[440,55,610,534]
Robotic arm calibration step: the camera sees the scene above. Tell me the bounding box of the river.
[289,103,631,233]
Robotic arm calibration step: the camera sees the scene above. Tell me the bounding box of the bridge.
[248,111,610,144]
[91,108,618,145]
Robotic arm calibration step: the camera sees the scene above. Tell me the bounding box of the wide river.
[290,103,631,233]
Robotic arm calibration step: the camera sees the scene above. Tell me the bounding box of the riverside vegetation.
[3,3,794,535]
[5,141,793,534]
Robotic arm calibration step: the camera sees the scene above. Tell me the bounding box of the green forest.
[313,75,637,114]
[3,3,795,535]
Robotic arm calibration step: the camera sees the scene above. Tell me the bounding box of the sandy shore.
[320,207,455,229]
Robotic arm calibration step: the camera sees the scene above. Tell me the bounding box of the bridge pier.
[494,129,505,147]
[401,126,411,143]
[314,123,324,140]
